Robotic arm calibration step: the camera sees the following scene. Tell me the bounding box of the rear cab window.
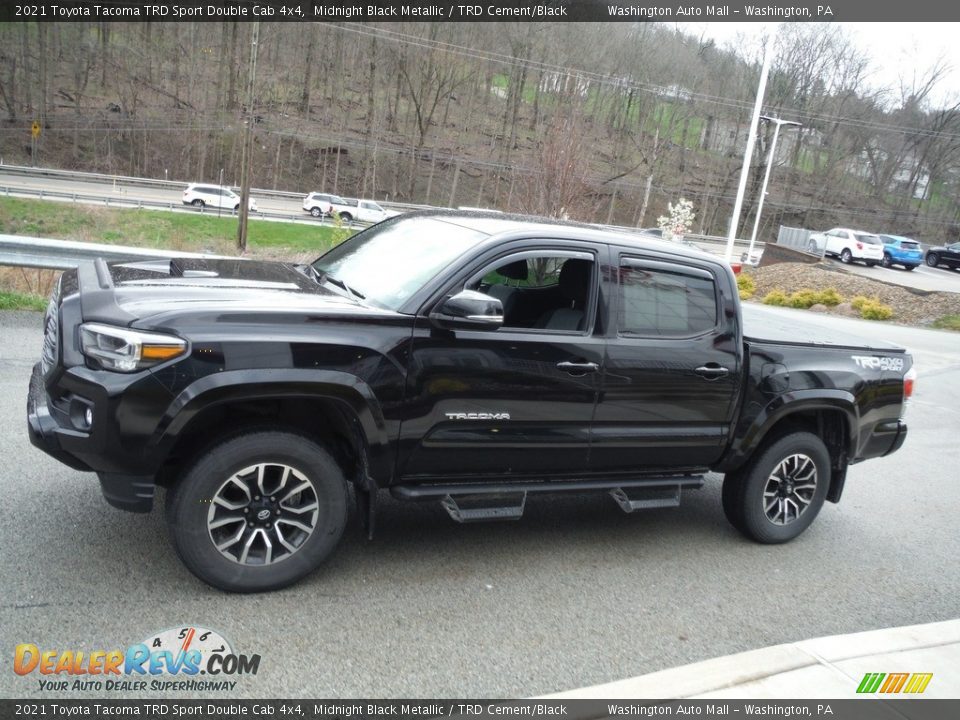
[616,256,720,337]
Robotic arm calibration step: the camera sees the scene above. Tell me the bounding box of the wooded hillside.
[2,21,960,242]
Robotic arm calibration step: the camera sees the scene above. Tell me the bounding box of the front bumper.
[27,362,158,513]
[27,362,91,472]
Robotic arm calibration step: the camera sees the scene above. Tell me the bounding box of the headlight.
[79,323,187,372]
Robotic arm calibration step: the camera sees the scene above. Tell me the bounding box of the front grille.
[39,279,62,375]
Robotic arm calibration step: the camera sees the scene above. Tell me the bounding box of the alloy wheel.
[762,453,818,526]
[207,463,320,565]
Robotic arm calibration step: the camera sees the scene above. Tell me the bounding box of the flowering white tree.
[657,198,696,241]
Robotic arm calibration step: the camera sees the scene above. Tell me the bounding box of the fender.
[715,389,858,474]
[150,368,392,484]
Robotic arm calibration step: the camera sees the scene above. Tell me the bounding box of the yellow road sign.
[31,121,41,138]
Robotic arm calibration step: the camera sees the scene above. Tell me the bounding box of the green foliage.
[787,288,820,308]
[736,273,756,300]
[762,287,845,309]
[932,315,960,331]
[815,288,843,306]
[0,197,352,255]
[785,288,844,308]
[0,291,46,311]
[851,295,893,320]
[762,289,789,306]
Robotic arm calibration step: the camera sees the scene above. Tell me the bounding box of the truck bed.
[742,303,906,352]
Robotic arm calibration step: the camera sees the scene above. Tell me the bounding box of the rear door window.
[618,259,718,337]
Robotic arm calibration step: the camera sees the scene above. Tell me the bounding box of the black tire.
[865,261,878,267]
[165,430,348,592]
[338,212,353,223]
[721,470,746,533]
[721,432,830,544]
[881,253,892,268]
[310,206,322,217]
[926,253,939,267]
[840,248,853,264]
[904,264,916,271]
[191,199,204,207]
[233,204,240,212]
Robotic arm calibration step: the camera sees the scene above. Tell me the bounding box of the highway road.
[3,167,960,295]
[1,306,958,699]
[0,168,341,226]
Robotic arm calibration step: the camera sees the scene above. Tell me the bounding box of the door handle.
[694,364,730,381]
[556,361,599,375]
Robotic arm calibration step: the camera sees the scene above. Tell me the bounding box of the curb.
[544,619,960,699]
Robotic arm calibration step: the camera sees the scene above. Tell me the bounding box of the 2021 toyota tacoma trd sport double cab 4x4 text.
[27,211,914,592]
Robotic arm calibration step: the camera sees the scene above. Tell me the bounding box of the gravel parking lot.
[1,307,958,699]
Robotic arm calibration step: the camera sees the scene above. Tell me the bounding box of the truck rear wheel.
[165,431,348,592]
[722,432,830,544]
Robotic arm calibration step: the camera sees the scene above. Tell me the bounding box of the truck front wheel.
[165,430,348,592]
[722,432,830,544]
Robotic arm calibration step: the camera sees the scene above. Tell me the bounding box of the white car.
[807,228,884,266]
[302,192,350,218]
[183,184,257,212]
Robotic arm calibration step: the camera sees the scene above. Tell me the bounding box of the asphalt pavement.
[1,307,959,699]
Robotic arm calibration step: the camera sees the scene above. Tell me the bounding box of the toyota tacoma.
[28,211,914,592]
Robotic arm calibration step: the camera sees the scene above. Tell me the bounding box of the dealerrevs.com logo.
[14,626,261,693]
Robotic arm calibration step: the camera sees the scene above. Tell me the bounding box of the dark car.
[925,241,960,270]
[878,235,923,271]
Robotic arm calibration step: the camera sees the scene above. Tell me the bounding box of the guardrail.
[0,234,237,271]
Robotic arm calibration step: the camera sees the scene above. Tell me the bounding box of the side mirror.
[430,290,503,331]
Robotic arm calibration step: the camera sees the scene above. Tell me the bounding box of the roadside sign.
[31,121,41,139]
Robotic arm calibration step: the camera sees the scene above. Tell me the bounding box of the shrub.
[851,296,893,320]
[737,273,756,299]
[788,289,820,309]
[932,315,960,331]
[762,289,789,306]
[858,300,894,320]
[815,288,843,306]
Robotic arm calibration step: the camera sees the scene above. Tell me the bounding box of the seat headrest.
[497,259,529,281]
[559,259,592,300]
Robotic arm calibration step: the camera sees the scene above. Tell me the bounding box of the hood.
[82,257,395,324]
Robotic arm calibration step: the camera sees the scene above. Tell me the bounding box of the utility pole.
[237,21,260,253]
[725,29,776,261]
[747,116,802,260]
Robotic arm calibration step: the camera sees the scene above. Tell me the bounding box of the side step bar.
[441,493,526,523]
[610,486,681,512]
[392,476,704,524]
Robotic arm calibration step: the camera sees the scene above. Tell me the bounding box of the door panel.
[591,257,740,473]
[397,330,604,479]
[396,249,605,481]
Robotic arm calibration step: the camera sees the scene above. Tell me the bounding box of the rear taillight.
[730,262,743,275]
[856,242,863,250]
[902,366,916,417]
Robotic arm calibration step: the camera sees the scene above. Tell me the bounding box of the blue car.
[878,234,923,270]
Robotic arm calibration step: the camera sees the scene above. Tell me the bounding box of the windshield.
[311,217,487,310]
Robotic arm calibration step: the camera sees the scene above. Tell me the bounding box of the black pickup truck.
[28,211,914,592]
